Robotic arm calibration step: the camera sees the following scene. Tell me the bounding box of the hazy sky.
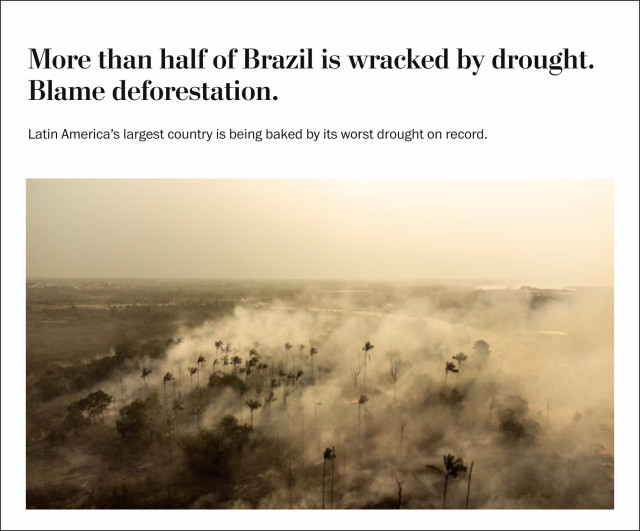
[26,179,613,286]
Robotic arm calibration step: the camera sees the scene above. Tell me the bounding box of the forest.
[26,279,614,509]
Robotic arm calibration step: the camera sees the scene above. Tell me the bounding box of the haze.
[26,179,613,286]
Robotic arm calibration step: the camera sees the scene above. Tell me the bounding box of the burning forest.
[26,280,614,509]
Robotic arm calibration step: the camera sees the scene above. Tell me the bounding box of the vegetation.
[26,280,613,509]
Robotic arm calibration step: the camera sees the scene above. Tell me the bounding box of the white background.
[1,1,638,529]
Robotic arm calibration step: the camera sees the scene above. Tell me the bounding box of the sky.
[26,179,613,286]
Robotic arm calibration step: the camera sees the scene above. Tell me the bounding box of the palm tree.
[322,447,336,509]
[389,358,402,403]
[465,461,474,509]
[163,372,175,409]
[214,340,224,357]
[245,398,261,428]
[188,366,198,389]
[172,398,184,436]
[426,454,468,509]
[357,394,369,443]
[452,352,467,385]
[283,385,293,409]
[443,361,458,392]
[312,400,322,433]
[231,355,242,375]
[191,389,207,431]
[362,341,374,392]
[284,342,293,371]
[197,355,206,385]
[140,367,152,396]
[309,347,318,382]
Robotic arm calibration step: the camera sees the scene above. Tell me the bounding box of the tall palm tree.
[191,389,207,431]
[231,356,242,375]
[426,454,468,509]
[362,341,374,392]
[322,447,336,509]
[284,342,293,371]
[188,366,198,389]
[309,347,318,382]
[140,367,152,396]
[224,343,232,362]
[197,355,206,384]
[465,461,474,509]
[389,358,402,403]
[163,372,175,409]
[312,400,322,433]
[245,398,261,428]
[357,394,369,443]
[172,398,184,436]
[443,361,458,392]
[214,340,224,357]
[452,352,467,385]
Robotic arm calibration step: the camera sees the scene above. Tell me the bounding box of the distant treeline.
[36,338,177,401]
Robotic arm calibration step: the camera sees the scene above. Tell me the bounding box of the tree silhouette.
[245,398,261,428]
[350,365,361,391]
[284,342,293,371]
[362,341,374,392]
[396,478,405,509]
[443,361,458,392]
[465,461,474,509]
[309,346,318,382]
[214,340,224,357]
[312,400,322,433]
[231,356,242,375]
[190,389,208,431]
[188,367,198,389]
[452,353,467,385]
[140,367,152,396]
[473,340,491,363]
[197,355,206,385]
[426,454,468,508]
[65,390,113,431]
[322,447,336,509]
[163,372,175,409]
[357,394,369,443]
[389,358,402,403]
[172,398,184,436]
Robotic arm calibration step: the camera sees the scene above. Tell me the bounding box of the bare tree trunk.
[322,459,326,509]
[363,355,367,393]
[442,475,448,509]
[330,446,335,509]
[465,461,474,509]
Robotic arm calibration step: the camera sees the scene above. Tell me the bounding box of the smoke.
[29,284,613,509]
[141,285,613,508]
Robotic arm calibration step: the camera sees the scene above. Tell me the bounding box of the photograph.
[25,178,614,510]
